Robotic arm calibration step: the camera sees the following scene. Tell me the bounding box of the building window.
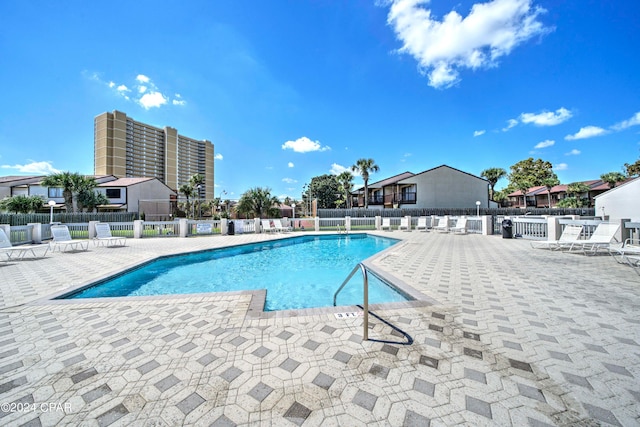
[106,188,121,198]
[48,187,63,198]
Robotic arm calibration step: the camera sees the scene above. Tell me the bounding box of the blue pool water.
[63,234,410,311]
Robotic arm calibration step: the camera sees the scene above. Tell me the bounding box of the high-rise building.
[94,110,214,199]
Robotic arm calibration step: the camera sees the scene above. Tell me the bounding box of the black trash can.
[228,221,235,235]
[501,219,513,239]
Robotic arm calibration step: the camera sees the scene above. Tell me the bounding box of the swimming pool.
[62,234,411,311]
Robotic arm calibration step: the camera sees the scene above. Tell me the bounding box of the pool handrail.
[333,262,370,340]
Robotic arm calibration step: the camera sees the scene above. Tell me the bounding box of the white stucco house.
[351,165,489,210]
[594,177,640,221]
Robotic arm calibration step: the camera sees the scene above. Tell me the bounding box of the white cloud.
[281,136,331,153]
[117,85,129,92]
[288,162,294,168]
[282,178,297,184]
[565,149,580,156]
[611,112,640,131]
[330,163,353,176]
[565,126,608,140]
[138,91,167,109]
[214,153,223,160]
[473,130,486,137]
[502,119,518,131]
[108,81,115,88]
[520,107,572,126]
[386,0,550,88]
[554,163,568,171]
[1,161,60,175]
[138,85,147,93]
[534,139,555,149]
[136,74,150,83]
[172,99,186,106]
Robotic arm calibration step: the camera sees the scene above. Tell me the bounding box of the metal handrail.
[333,263,370,340]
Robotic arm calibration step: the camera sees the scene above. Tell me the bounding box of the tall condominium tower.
[94,110,214,199]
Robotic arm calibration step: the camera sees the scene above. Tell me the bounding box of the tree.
[77,190,109,212]
[508,158,557,209]
[624,159,640,177]
[541,176,560,211]
[0,195,45,214]
[558,182,591,208]
[337,171,354,209]
[600,171,626,189]
[351,158,379,209]
[235,187,280,218]
[480,167,507,200]
[41,172,92,213]
[179,184,195,218]
[306,174,341,209]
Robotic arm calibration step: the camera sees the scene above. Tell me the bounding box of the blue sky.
[1,0,639,200]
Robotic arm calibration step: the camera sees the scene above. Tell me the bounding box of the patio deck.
[0,231,638,426]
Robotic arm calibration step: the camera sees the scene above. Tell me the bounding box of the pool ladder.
[333,263,371,340]
[333,263,414,345]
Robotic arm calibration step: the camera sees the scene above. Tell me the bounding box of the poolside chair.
[416,217,429,232]
[450,217,468,234]
[381,218,391,231]
[609,238,640,267]
[530,225,583,250]
[433,217,448,233]
[49,225,90,252]
[94,223,127,247]
[564,223,620,255]
[0,228,49,260]
[261,220,277,234]
[273,219,292,233]
[399,217,411,232]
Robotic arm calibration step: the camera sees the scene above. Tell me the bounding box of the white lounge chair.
[564,223,620,255]
[94,223,127,247]
[399,217,411,232]
[49,225,90,252]
[450,217,468,234]
[381,218,391,231]
[416,217,429,232]
[433,218,448,232]
[531,225,583,250]
[609,238,640,267]
[273,219,292,233]
[0,228,49,260]
[261,220,277,233]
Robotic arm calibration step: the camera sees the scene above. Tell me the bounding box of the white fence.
[2,215,635,246]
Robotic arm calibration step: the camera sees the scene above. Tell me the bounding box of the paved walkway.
[0,231,639,426]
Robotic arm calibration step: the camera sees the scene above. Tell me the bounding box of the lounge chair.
[49,225,90,252]
[433,217,448,232]
[261,220,277,234]
[416,217,429,232]
[564,223,620,255]
[609,238,640,267]
[273,219,292,233]
[399,217,411,232]
[94,223,127,247]
[531,225,583,250]
[450,217,468,234]
[0,228,49,260]
[381,218,391,231]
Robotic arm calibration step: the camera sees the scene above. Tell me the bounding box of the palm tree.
[600,172,626,189]
[351,158,379,209]
[337,171,354,209]
[541,176,560,212]
[41,172,92,213]
[179,184,195,218]
[481,167,507,201]
[0,195,45,214]
[236,187,280,218]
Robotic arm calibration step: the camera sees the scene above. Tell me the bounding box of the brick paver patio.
[0,231,638,426]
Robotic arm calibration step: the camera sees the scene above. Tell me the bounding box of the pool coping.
[29,232,437,318]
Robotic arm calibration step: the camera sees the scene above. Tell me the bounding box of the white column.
[179,218,189,237]
[28,223,43,243]
[315,217,320,232]
[221,218,228,235]
[375,216,381,230]
[133,220,144,239]
[481,216,492,235]
[547,217,561,241]
[345,216,351,232]
[254,218,261,234]
[88,221,99,239]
